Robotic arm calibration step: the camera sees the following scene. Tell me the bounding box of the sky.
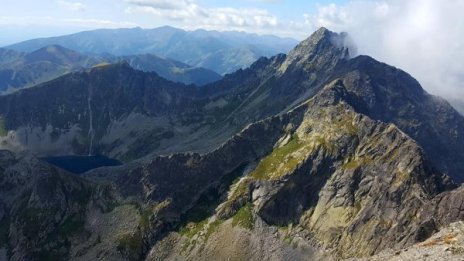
[0,0,347,45]
[0,0,463,101]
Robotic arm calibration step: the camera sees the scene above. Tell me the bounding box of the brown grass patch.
[420,239,439,247]
[443,234,457,244]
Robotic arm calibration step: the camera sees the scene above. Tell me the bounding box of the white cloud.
[56,1,87,12]
[303,0,464,101]
[125,0,280,33]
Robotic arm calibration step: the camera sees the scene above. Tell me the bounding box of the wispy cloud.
[56,1,87,12]
[303,0,464,101]
[125,0,280,33]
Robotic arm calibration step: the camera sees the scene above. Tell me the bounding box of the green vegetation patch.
[232,203,254,230]
[139,209,152,230]
[179,219,223,253]
[179,220,207,239]
[251,135,305,180]
[342,156,373,170]
[204,220,221,241]
[230,178,252,201]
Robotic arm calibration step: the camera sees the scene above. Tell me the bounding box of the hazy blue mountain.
[5,26,298,74]
[0,45,221,93]
[0,48,24,63]
[112,54,221,86]
[0,45,102,93]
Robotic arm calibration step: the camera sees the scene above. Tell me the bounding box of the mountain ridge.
[1,28,464,181]
[4,26,298,75]
[0,44,221,93]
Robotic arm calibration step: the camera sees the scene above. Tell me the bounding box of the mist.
[307,0,464,105]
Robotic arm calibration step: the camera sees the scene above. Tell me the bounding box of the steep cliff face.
[80,81,462,259]
[0,63,206,159]
[0,150,127,260]
[223,81,453,258]
[83,81,461,260]
[331,56,464,182]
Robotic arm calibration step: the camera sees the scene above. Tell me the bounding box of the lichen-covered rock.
[211,80,456,258]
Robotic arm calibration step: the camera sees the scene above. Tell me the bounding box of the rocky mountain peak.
[279,27,356,74]
[298,27,355,57]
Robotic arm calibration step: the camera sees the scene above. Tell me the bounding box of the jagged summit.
[296,28,353,55]
[279,27,356,73]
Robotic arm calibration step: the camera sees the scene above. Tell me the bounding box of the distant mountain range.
[113,54,222,86]
[0,45,101,93]
[4,26,298,75]
[0,44,222,93]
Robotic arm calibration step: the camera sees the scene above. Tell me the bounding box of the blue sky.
[0,0,348,45]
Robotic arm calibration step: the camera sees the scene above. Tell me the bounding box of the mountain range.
[4,26,298,75]
[0,28,464,261]
[0,44,222,94]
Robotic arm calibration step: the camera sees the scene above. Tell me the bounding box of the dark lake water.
[41,155,122,174]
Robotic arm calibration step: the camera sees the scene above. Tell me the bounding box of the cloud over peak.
[305,0,464,101]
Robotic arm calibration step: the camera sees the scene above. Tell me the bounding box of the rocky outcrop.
[88,80,462,260]
[211,81,457,258]
[331,56,464,182]
[351,221,464,261]
[0,150,125,260]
